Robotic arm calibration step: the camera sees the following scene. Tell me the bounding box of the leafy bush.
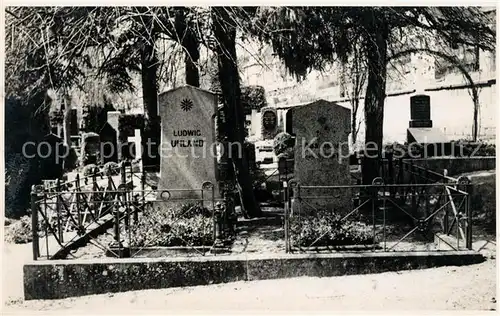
[5,216,32,244]
[241,85,268,114]
[290,212,372,247]
[453,139,495,157]
[83,164,99,176]
[5,95,50,219]
[130,203,214,247]
[103,162,120,176]
[381,140,496,158]
[273,132,295,158]
[470,174,496,233]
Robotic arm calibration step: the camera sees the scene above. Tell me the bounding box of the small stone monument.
[80,132,101,166]
[289,100,351,215]
[409,95,432,128]
[99,123,118,164]
[407,94,451,156]
[40,133,66,179]
[127,129,142,172]
[107,111,122,161]
[261,107,278,140]
[158,85,219,200]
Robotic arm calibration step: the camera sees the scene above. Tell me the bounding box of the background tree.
[249,7,495,184]
[211,7,261,217]
[340,40,367,150]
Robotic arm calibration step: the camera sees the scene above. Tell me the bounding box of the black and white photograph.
[2,4,498,312]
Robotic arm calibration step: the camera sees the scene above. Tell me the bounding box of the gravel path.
[3,247,496,312]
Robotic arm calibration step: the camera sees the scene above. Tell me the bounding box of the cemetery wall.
[410,157,496,177]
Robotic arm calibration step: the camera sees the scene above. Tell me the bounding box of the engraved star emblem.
[180,98,194,112]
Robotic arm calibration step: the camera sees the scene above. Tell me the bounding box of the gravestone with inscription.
[289,100,351,215]
[409,94,432,128]
[261,107,278,140]
[158,85,219,200]
[80,132,101,166]
[407,94,451,156]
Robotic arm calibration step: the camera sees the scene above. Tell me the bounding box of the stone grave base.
[24,250,484,300]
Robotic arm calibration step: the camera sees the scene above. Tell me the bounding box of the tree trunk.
[362,16,389,185]
[351,97,359,148]
[472,90,479,142]
[175,8,200,87]
[212,7,261,217]
[140,40,160,168]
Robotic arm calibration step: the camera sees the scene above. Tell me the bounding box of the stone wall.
[409,157,496,177]
[24,251,484,300]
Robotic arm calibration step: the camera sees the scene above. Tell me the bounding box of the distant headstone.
[106,111,122,161]
[285,109,293,134]
[261,107,278,140]
[99,123,118,164]
[409,94,432,128]
[127,129,142,172]
[407,94,451,156]
[158,85,219,199]
[40,133,66,179]
[289,100,351,215]
[107,111,120,132]
[69,109,79,136]
[80,132,100,166]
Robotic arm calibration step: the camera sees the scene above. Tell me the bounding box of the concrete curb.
[24,251,485,300]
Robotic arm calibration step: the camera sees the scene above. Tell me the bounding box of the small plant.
[289,211,373,247]
[103,162,120,176]
[83,164,99,176]
[130,203,214,247]
[273,132,295,158]
[5,216,32,244]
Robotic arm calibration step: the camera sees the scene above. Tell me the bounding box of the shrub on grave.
[130,203,214,247]
[453,139,496,157]
[103,161,120,176]
[83,164,99,176]
[289,211,373,247]
[5,215,32,244]
[382,140,496,158]
[470,173,496,233]
[273,132,295,158]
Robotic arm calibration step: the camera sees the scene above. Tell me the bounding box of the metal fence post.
[114,202,120,244]
[76,174,82,230]
[31,185,40,261]
[466,183,473,250]
[56,178,63,242]
[121,162,126,186]
[284,180,289,253]
[443,171,449,234]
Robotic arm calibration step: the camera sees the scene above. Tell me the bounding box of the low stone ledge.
[24,251,485,300]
